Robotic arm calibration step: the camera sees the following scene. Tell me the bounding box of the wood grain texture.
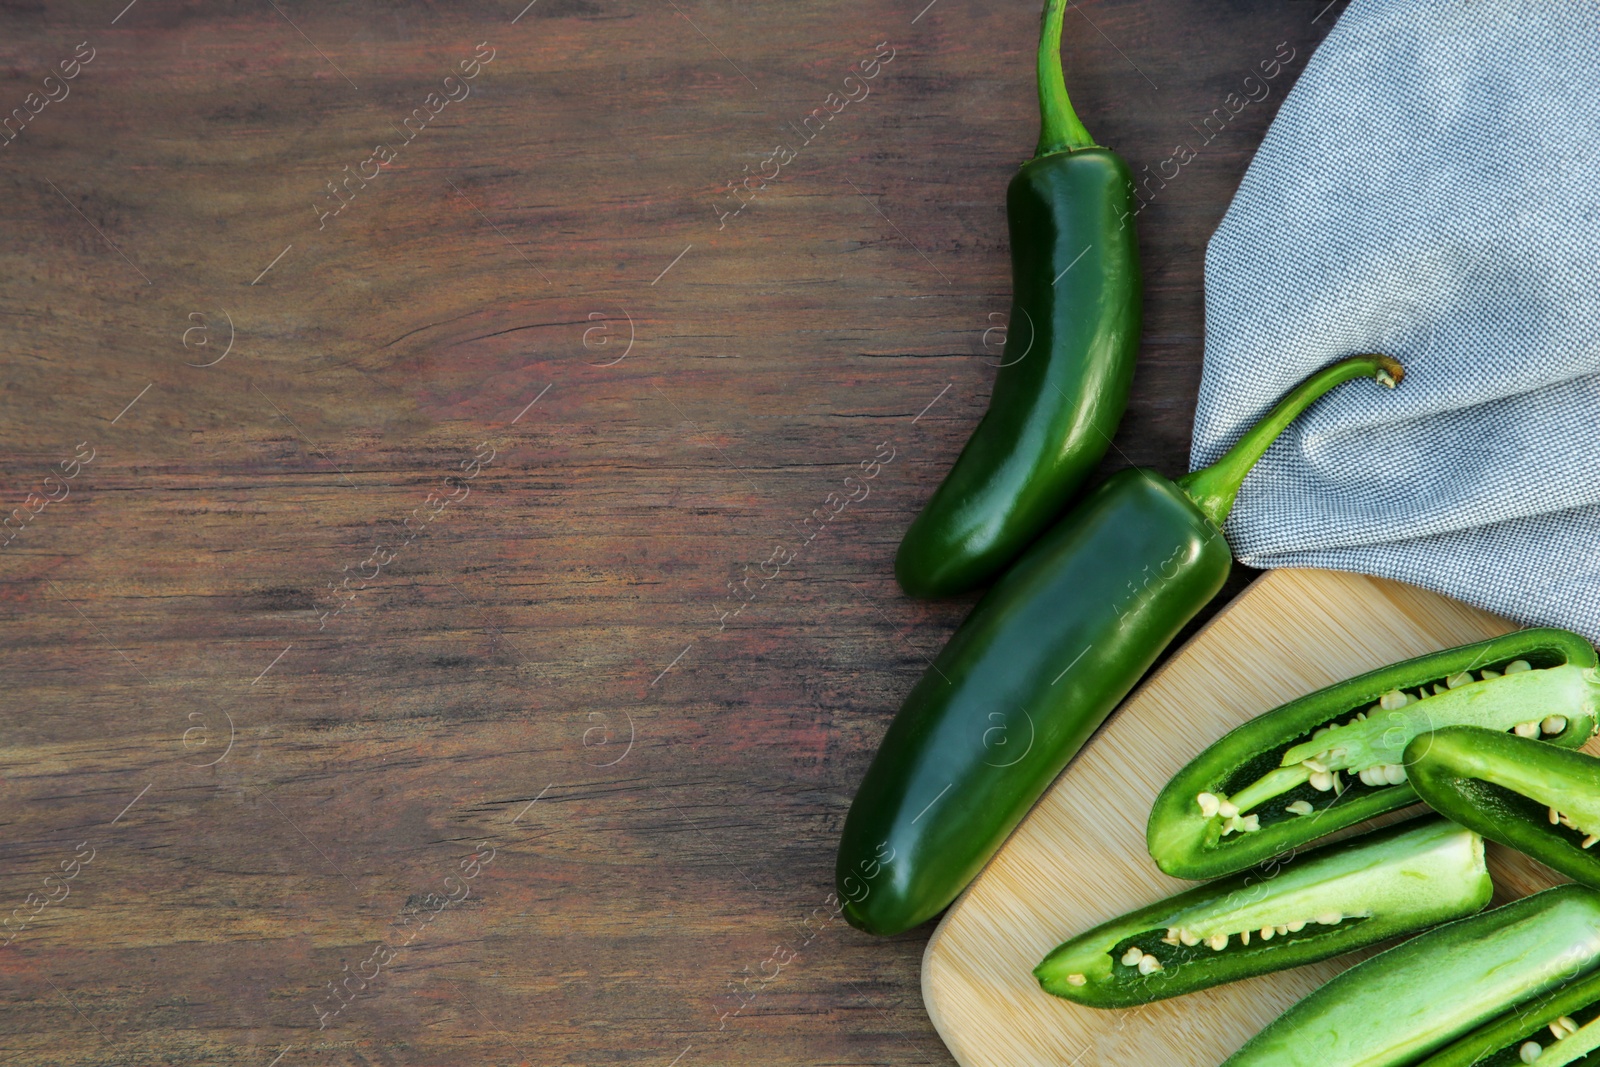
[922,567,1590,1067]
[0,2,1350,1064]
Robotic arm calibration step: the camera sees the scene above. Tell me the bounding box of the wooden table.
[0,1,1346,1062]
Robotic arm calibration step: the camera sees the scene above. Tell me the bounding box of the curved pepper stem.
[1177,354,1403,530]
[1035,0,1095,156]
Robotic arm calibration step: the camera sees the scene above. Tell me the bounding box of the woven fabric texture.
[1191,0,1600,641]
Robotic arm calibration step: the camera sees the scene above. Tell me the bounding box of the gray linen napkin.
[1190,0,1600,642]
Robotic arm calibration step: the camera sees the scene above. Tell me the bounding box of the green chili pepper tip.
[1035,0,1095,156]
[1177,354,1403,530]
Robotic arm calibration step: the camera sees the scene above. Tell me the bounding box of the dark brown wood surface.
[0,2,1346,1063]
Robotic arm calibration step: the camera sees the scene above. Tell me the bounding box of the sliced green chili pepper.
[893,0,1141,599]
[1034,816,1489,1008]
[1147,628,1600,881]
[837,353,1402,937]
[1408,725,1600,892]
[1221,885,1600,1067]
[1417,965,1600,1067]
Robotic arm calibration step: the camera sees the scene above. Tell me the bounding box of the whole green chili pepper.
[837,353,1402,937]
[1148,628,1600,881]
[1034,816,1489,1008]
[893,0,1141,599]
[1416,964,1600,1067]
[1220,885,1600,1067]
[1408,725,1600,892]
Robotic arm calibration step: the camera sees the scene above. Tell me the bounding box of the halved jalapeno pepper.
[1035,816,1489,1007]
[1221,885,1600,1067]
[1417,964,1600,1067]
[1148,628,1600,880]
[1408,726,1600,892]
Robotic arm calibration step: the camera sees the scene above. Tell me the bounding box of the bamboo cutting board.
[922,567,1585,1067]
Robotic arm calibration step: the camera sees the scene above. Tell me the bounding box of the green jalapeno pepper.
[893,0,1141,599]
[838,354,1402,937]
[1417,965,1600,1067]
[1035,816,1489,1007]
[1221,885,1600,1067]
[1148,628,1600,882]
[1408,725,1600,892]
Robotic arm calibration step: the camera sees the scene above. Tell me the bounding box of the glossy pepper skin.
[1034,817,1489,1008]
[1408,726,1600,891]
[1416,964,1600,1067]
[1221,885,1600,1067]
[894,0,1140,599]
[837,354,1403,936]
[1148,628,1600,881]
[842,468,1230,934]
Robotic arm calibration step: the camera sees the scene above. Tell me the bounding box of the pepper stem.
[1177,354,1403,530]
[1035,0,1095,156]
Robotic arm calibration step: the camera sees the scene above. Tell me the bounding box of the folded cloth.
[1191,0,1600,643]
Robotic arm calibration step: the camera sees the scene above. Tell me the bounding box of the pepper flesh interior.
[1038,819,1487,999]
[1415,960,1600,1067]
[1443,739,1600,844]
[1517,1016,1600,1067]
[1154,819,1478,946]
[1213,663,1594,830]
[1220,885,1600,1067]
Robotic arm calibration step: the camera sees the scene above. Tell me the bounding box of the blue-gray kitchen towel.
[1191,0,1600,642]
